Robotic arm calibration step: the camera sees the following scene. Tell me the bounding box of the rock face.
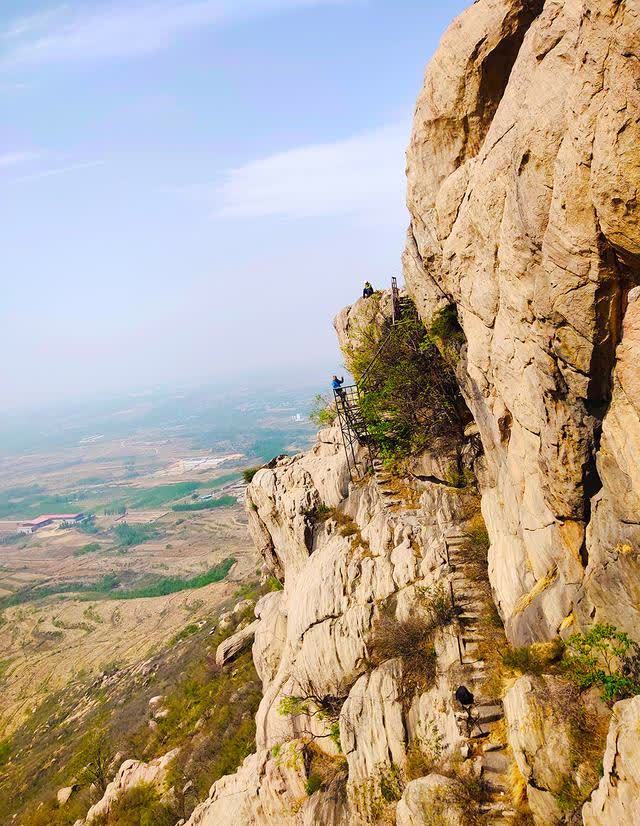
[215,619,259,666]
[84,749,179,823]
[395,775,466,826]
[185,297,489,824]
[504,675,609,824]
[582,696,640,826]
[404,0,640,644]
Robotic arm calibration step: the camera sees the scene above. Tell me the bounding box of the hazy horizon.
[1,0,467,411]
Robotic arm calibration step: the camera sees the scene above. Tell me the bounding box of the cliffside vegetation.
[342,304,468,468]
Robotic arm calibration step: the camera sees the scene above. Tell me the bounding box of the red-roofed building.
[18,513,84,534]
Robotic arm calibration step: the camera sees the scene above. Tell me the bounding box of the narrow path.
[445,528,516,824]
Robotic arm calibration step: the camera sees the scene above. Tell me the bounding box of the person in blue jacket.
[332,375,346,401]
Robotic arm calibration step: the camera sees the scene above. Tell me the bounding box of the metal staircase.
[336,277,409,482]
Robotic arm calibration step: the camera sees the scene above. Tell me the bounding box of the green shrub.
[309,394,337,427]
[110,558,235,600]
[242,466,262,484]
[428,304,465,347]
[172,495,236,512]
[171,624,200,645]
[344,304,467,464]
[92,782,175,826]
[564,623,640,703]
[310,503,331,521]
[278,694,343,751]
[112,523,159,547]
[266,576,284,591]
[305,774,322,795]
[74,542,102,557]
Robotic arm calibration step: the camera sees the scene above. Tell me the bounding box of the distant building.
[18,513,84,534]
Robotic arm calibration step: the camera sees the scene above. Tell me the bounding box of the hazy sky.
[1,0,467,411]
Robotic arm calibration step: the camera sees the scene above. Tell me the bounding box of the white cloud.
[0,151,41,168]
[13,159,105,183]
[1,0,350,67]
[215,121,408,219]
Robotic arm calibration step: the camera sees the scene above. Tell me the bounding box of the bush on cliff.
[91,783,174,826]
[371,584,456,705]
[564,623,640,703]
[309,393,337,427]
[343,303,467,465]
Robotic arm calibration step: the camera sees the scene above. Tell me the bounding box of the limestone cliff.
[404,0,640,645]
[183,1,640,824]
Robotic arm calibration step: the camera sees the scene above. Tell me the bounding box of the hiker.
[332,375,346,401]
[362,281,374,298]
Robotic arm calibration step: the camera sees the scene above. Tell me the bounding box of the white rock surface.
[84,749,179,823]
[215,619,259,666]
[404,0,640,644]
[583,696,640,826]
[396,774,466,826]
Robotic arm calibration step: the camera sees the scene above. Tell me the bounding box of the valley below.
[0,382,316,823]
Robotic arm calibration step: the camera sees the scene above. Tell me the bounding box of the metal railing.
[391,276,401,324]
[333,384,373,482]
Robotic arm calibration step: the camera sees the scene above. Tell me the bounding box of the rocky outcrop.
[215,619,259,666]
[404,0,640,644]
[396,775,466,826]
[582,696,640,826]
[184,305,489,823]
[581,286,640,632]
[84,749,179,823]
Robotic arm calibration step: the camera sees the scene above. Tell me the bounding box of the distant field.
[0,558,236,608]
[172,495,237,512]
[0,473,242,520]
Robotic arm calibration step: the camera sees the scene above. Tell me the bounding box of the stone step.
[477,710,504,725]
[477,702,502,714]
[482,750,510,775]
[482,743,507,753]
[461,635,485,645]
[480,803,517,817]
[484,780,508,795]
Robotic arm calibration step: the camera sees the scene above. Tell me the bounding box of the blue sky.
[1,0,467,410]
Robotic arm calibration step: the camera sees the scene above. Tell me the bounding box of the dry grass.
[322,508,371,554]
[501,638,565,676]
[513,566,558,616]
[303,741,348,794]
[371,614,437,706]
[371,584,456,707]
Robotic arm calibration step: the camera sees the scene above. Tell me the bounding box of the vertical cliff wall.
[404,0,640,645]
